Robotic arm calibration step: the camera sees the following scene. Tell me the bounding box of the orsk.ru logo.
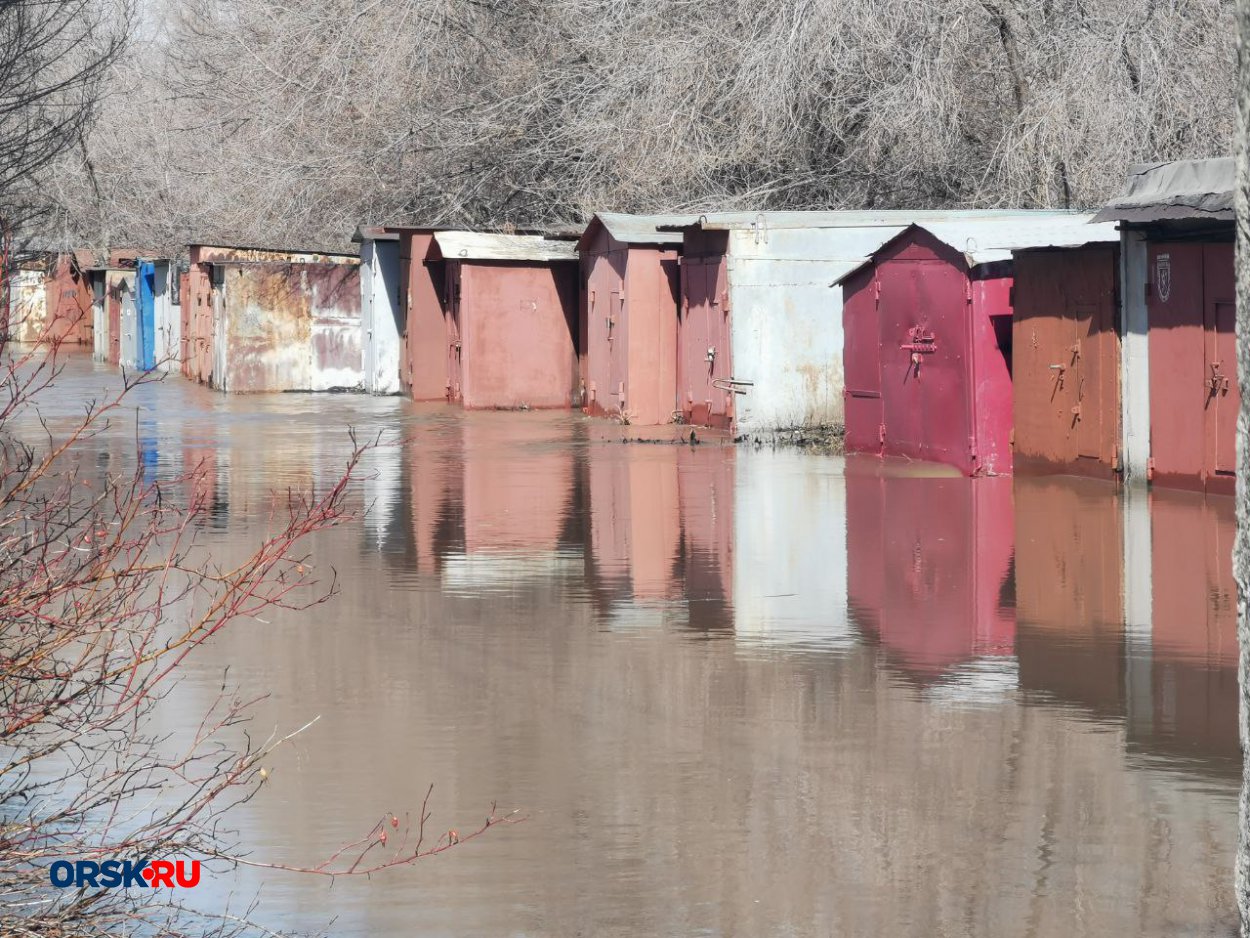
[49,859,201,889]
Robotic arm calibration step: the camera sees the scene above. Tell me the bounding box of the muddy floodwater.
[28,353,1240,936]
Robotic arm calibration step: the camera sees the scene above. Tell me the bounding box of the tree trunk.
[1236,1,1250,934]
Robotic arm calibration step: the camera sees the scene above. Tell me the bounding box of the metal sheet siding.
[360,239,402,394]
[119,274,138,368]
[215,263,361,393]
[154,261,181,373]
[675,224,911,435]
[219,265,311,392]
[727,231,847,432]
[106,273,119,364]
[309,265,363,391]
[91,272,108,361]
[458,261,579,409]
[106,271,132,366]
[1012,248,1121,478]
[9,269,46,343]
[137,261,156,370]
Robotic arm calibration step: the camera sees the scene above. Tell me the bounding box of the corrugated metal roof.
[834,214,1117,283]
[662,209,1078,232]
[187,241,358,259]
[352,225,401,243]
[433,231,577,263]
[576,213,690,250]
[1092,159,1234,223]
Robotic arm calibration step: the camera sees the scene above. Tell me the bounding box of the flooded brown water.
[27,353,1241,936]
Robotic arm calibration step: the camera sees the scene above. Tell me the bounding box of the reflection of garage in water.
[846,463,1016,684]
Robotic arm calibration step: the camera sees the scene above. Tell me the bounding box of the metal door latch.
[1208,361,1230,394]
[899,326,937,354]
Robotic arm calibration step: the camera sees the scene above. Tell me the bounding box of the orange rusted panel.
[1012,247,1121,479]
[184,249,217,385]
[212,264,361,392]
[43,254,94,345]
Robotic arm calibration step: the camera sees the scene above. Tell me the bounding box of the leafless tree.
[0,341,514,937]
[0,0,130,238]
[44,0,1235,253]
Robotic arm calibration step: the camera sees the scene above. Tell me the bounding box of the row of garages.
[8,158,1233,493]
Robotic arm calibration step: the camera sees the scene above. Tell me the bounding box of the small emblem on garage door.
[1156,253,1171,303]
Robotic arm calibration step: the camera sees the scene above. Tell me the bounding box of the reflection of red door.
[678,258,732,429]
[1147,488,1238,765]
[878,260,972,471]
[847,465,1015,683]
[1203,244,1236,482]
[676,445,734,628]
[445,264,462,403]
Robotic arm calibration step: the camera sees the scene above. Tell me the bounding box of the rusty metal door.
[1012,252,1077,469]
[878,260,971,470]
[1072,284,1116,463]
[107,280,121,365]
[445,264,462,403]
[1202,244,1236,482]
